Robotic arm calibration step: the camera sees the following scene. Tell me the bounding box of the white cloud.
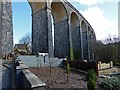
[68,0,119,6]
[76,0,103,6]
[68,0,103,6]
[80,6,118,40]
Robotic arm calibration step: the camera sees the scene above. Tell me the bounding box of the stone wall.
[16,63,46,89]
[88,34,93,61]
[71,27,81,60]
[0,1,96,61]
[0,2,2,58]
[2,65,12,88]
[0,2,13,58]
[82,31,89,60]
[54,19,70,58]
[32,8,48,54]
[18,55,63,67]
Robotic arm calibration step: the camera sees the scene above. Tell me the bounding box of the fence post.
[96,61,99,76]
[98,61,101,70]
[110,61,113,68]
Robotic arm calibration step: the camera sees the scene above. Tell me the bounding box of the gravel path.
[29,67,87,89]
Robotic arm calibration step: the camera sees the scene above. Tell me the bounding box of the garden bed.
[29,67,87,89]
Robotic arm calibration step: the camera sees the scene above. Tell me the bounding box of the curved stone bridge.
[0,0,96,61]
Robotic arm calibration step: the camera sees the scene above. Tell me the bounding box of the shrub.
[86,69,97,90]
[87,78,96,90]
[66,63,71,74]
[66,62,71,81]
[86,69,97,81]
[100,76,120,90]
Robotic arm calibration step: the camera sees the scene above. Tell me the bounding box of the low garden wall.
[16,62,46,90]
[18,55,63,67]
[2,63,13,89]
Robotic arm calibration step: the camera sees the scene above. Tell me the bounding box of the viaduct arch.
[0,0,96,61]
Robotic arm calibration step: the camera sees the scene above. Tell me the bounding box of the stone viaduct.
[0,0,96,61]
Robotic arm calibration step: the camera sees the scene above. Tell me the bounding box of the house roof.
[14,44,27,50]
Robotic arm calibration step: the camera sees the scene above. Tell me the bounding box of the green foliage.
[86,69,97,90]
[70,48,81,61]
[66,63,71,74]
[86,69,97,81]
[70,47,74,61]
[66,62,71,81]
[87,78,96,90]
[96,39,120,63]
[100,76,120,90]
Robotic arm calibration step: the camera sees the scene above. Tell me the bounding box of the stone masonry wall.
[82,31,89,60]
[0,2,2,57]
[0,2,13,57]
[71,27,81,60]
[54,19,70,58]
[32,8,48,54]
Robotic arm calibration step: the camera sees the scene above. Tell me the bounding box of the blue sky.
[12,0,118,44]
[12,1,32,44]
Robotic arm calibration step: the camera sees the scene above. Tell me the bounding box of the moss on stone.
[70,47,74,61]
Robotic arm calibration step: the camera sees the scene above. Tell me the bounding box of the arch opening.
[81,20,89,60]
[12,0,47,55]
[51,1,67,23]
[91,30,95,61]
[71,12,79,28]
[70,12,81,60]
[29,2,45,13]
[88,26,93,61]
[12,1,32,49]
[51,1,69,58]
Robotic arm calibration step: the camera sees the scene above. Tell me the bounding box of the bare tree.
[19,33,31,45]
[19,33,32,54]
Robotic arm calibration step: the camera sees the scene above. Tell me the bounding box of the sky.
[12,0,119,44]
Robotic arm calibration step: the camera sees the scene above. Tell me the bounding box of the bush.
[66,63,71,74]
[86,69,97,90]
[86,69,97,81]
[87,78,96,90]
[66,62,71,81]
[100,76,120,90]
